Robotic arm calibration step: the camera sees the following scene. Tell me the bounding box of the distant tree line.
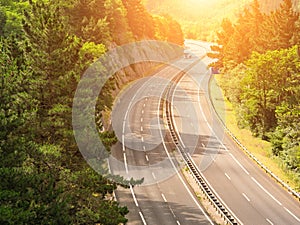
[0,0,184,224]
[209,0,300,189]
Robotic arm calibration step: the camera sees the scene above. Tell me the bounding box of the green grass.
[210,74,299,191]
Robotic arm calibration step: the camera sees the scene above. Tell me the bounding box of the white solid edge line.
[157,83,215,225]
[122,134,125,148]
[139,211,147,225]
[196,81,232,154]
[189,156,244,225]
[229,153,250,175]
[120,64,183,225]
[124,153,128,174]
[251,177,282,206]
[175,54,244,225]
[130,184,139,207]
[122,124,125,134]
[119,47,209,224]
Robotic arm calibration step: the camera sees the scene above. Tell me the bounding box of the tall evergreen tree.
[21,1,129,223]
[122,0,155,39]
[104,0,134,44]
[23,0,81,154]
[0,36,72,225]
[208,18,235,70]
[263,0,299,50]
[67,0,112,45]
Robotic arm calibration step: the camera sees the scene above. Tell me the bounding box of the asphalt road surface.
[109,40,300,225]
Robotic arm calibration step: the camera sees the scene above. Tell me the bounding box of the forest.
[144,0,300,41]
[0,0,184,224]
[209,0,300,189]
[1,0,300,223]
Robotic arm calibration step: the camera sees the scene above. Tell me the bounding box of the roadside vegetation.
[0,0,184,224]
[144,0,299,41]
[209,0,300,191]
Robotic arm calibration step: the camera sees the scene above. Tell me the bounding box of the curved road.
[109,40,300,225]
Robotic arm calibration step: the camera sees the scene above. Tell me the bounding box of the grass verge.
[210,74,299,191]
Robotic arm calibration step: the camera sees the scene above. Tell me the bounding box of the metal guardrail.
[162,63,239,225]
[208,74,300,201]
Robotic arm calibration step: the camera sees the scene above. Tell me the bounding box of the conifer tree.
[104,0,134,44]
[122,0,155,39]
[264,0,299,50]
[208,18,235,70]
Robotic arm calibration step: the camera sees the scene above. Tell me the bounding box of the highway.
[109,40,300,225]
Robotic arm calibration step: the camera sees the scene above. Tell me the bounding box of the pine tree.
[23,0,82,152]
[291,16,300,45]
[264,0,299,50]
[0,8,6,36]
[67,0,112,45]
[165,14,184,45]
[104,0,134,44]
[208,18,235,70]
[122,0,155,40]
[22,1,129,223]
[0,36,72,225]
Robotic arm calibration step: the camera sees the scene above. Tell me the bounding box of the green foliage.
[122,0,155,40]
[0,0,134,223]
[153,14,184,45]
[105,0,134,44]
[0,0,185,223]
[260,0,299,50]
[218,63,246,112]
[0,37,70,225]
[208,18,235,70]
[212,0,300,190]
[99,131,118,151]
[210,0,299,71]
[219,41,300,182]
[243,47,299,136]
[0,7,6,36]
[79,41,107,62]
[291,14,300,45]
[0,0,29,37]
[67,0,112,45]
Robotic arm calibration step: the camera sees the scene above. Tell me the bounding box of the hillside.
[144,0,300,40]
[259,0,299,12]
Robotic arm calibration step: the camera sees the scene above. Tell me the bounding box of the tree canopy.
[210,0,300,189]
[0,0,184,224]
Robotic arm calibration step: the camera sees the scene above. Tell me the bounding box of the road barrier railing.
[161,61,239,225]
[208,74,300,201]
